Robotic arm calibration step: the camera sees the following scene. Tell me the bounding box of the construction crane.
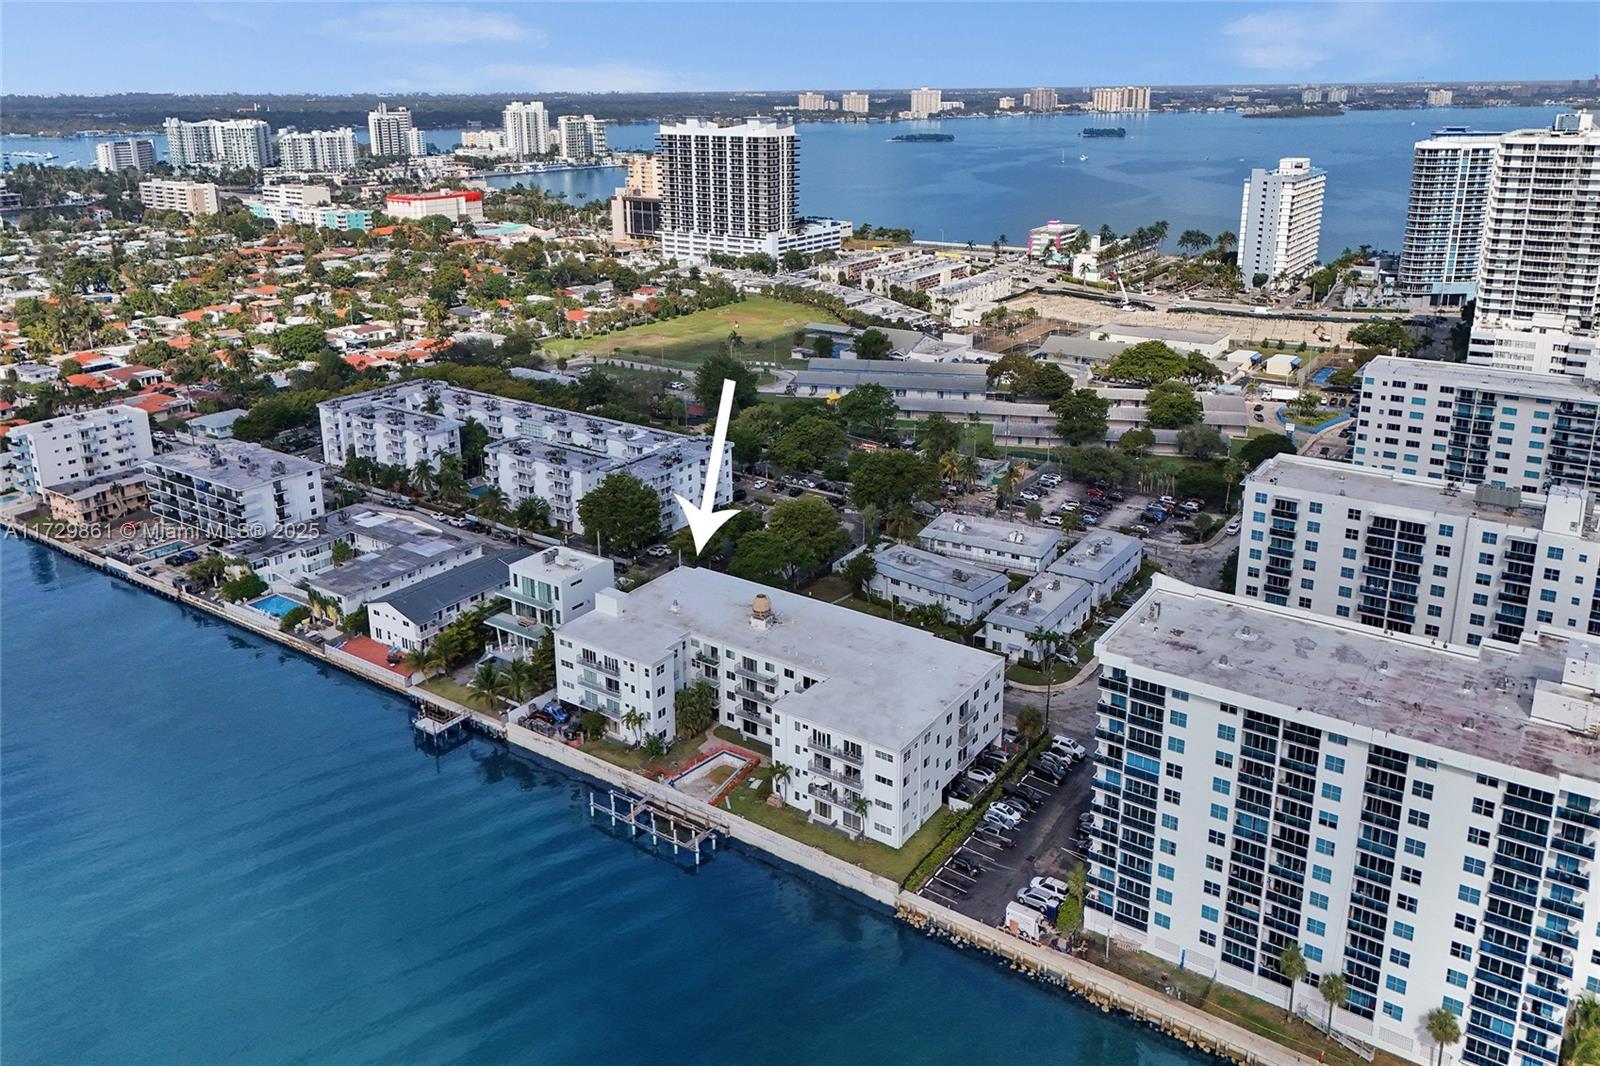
[1109,271,1131,309]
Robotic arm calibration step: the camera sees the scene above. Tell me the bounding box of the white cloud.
[323,5,537,46]
[380,61,687,94]
[1221,4,1447,79]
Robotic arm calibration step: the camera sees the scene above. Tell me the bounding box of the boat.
[890,133,954,142]
[1078,154,1088,162]
[4,150,56,161]
[1079,127,1127,138]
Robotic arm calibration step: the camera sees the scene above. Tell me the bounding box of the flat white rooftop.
[559,567,1002,748]
[1099,576,1600,781]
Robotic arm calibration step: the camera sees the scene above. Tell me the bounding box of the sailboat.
[1078,153,1088,162]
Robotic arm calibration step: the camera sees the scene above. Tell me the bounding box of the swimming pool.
[142,542,187,559]
[250,594,304,619]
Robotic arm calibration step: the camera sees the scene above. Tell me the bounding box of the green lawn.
[726,769,960,882]
[420,676,491,710]
[541,296,837,368]
[583,733,705,772]
[1006,659,1080,685]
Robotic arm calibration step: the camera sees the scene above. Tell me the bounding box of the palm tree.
[1564,996,1600,1066]
[504,658,537,705]
[475,485,509,525]
[849,794,870,838]
[1213,230,1237,257]
[1318,972,1349,1032]
[1026,626,1066,729]
[770,761,793,799]
[622,709,648,745]
[1278,942,1308,1020]
[997,462,1022,503]
[884,502,921,540]
[957,452,980,488]
[938,449,964,486]
[1424,1006,1462,1066]
[409,458,435,497]
[513,495,550,530]
[401,645,436,678]
[469,662,508,709]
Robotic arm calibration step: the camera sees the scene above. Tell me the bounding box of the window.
[1467,827,1491,848]
[1453,914,1477,934]
[1408,809,1431,829]
[1167,737,1186,754]
[1446,969,1468,989]
[1463,856,1487,876]
[1400,866,1422,885]
[1208,830,1226,847]
[1153,913,1171,929]
[1213,777,1232,796]
[1312,865,1332,883]
[1386,976,1408,995]
[1205,855,1224,872]
[1472,797,1496,817]
[1161,813,1179,830]
[1218,724,1236,742]
[1308,891,1329,910]
[1459,885,1482,905]
[1412,781,1434,800]
[1199,930,1217,948]
[1210,803,1228,821]
[1396,894,1418,913]
[1394,922,1414,941]
[1318,810,1339,829]
[1216,751,1234,768]
[1304,944,1323,963]
[1158,864,1174,881]
[1321,783,1342,802]
[1306,918,1327,936]
[1203,880,1222,897]
[1315,838,1335,856]
[1156,888,1173,905]
[1201,905,1219,923]
[1169,710,1188,728]
[1389,949,1411,968]
[1324,755,1345,773]
[1159,839,1176,855]
[1383,1002,1404,1022]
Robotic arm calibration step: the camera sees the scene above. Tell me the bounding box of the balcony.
[805,735,864,764]
[809,758,863,791]
[579,655,620,677]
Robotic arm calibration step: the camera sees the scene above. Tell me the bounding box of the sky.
[2,1,1594,96]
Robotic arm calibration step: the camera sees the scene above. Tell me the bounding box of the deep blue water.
[5,106,1561,252]
[0,540,1212,1066]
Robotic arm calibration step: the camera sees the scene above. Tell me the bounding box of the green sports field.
[540,296,838,368]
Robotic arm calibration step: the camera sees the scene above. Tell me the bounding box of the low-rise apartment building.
[319,383,730,534]
[486,544,614,656]
[367,548,529,653]
[918,512,1062,574]
[1087,576,1600,1066]
[982,571,1093,661]
[142,441,325,539]
[1241,453,1600,647]
[554,567,1006,848]
[1047,530,1143,604]
[383,190,485,223]
[8,404,154,494]
[297,508,489,615]
[41,471,149,525]
[863,543,1010,624]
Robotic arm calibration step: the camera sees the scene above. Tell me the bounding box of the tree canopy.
[1050,388,1111,445]
[1146,380,1203,428]
[836,383,899,440]
[849,450,939,511]
[576,474,661,553]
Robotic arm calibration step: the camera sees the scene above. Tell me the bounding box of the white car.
[1224,519,1242,536]
[1056,501,1079,513]
[666,380,687,391]
[990,800,1026,822]
[983,807,1020,831]
[1041,515,1064,527]
[1030,876,1070,901]
[1019,490,1041,502]
[645,545,672,558]
[751,480,768,490]
[1051,735,1086,758]
[965,766,997,786]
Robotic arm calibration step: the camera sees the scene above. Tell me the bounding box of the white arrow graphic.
[674,377,739,553]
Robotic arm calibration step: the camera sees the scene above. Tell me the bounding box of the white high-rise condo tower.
[94,138,156,173]
[1238,157,1326,289]
[275,128,359,171]
[163,118,274,170]
[503,101,551,159]
[1468,111,1600,377]
[655,117,845,262]
[366,103,425,159]
[555,115,608,161]
[1398,128,1500,308]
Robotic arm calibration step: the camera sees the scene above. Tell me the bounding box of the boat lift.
[589,788,719,865]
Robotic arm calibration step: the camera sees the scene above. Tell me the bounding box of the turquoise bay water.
[1,541,1212,1066]
[6,106,1561,251]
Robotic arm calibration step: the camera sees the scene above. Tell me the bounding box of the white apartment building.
[1351,355,1600,493]
[383,189,484,223]
[982,571,1093,661]
[1241,452,1600,647]
[1398,128,1500,308]
[1427,88,1456,107]
[863,543,1011,624]
[555,114,608,161]
[143,441,325,540]
[1088,576,1599,1066]
[367,547,528,654]
[797,92,830,111]
[918,512,1062,574]
[656,117,845,262]
[485,544,614,656]
[163,117,274,170]
[8,404,154,494]
[259,183,332,208]
[138,179,221,217]
[908,87,944,118]
[317,382,731,535]
[554,567,1006,847]
[1048,530,1143,604]
[1025,87,1059,112]
[367,103,426,159]
[94,138,156,173]
[1089,86,1152,112]
[842,92,870,115]
[1469,112,1600,374]
[1239,157,1326,289]
[503,101,551,159]
[274,127,358,171]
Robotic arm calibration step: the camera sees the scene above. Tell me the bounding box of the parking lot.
[915,721,1099,929]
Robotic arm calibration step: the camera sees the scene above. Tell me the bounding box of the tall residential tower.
[1398,128,1500,308]
[1238,157,1326,289]
[366,103,425,159]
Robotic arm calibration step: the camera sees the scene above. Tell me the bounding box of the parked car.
[965,766,997,786]
[666,380,687,391]
[1028,759,1066,784]
[1130,524,1151,537]
[1019,490,1041,502]
[990,800,1026,822]
[1056,501,1079,513]
[1041,515,1064,527]
[1039,752,1072,777]
[1030,876,1070,902]
[1052,735,1087,758]
[1015,887,1057,913]
[751,479,768,490]
[645,545,672,558]
[983,807,1020,832]
[1224,519,1242,536]
[1085,488,1104,500]
[1081,513,1100,526]
[1107,490,1126,502]
[787,486,804,497]
[949,856,984,878]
